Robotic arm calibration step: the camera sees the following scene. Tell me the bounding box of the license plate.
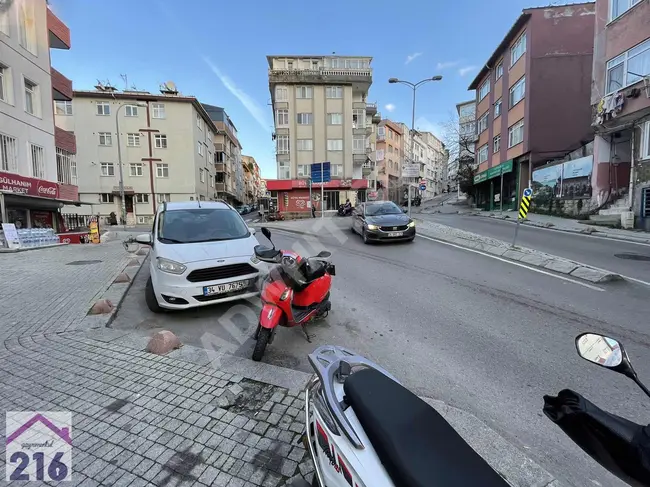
[203,280,249,296]
[387,232,403,237]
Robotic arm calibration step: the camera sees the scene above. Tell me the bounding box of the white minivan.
[135,201,267,312]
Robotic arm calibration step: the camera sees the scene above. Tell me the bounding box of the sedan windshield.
[157,208,249,244]
[365,202,403,216]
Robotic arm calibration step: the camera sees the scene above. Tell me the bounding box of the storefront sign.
[474,172,488,184]
[474,160,513,184]
[0,172,59,199]
[266,179,368,191]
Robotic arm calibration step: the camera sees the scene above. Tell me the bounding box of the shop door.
[125,195,134,213]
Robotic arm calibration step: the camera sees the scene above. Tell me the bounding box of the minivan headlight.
[157,257,186,275]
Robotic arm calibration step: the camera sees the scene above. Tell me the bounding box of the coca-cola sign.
[0,171,60,199]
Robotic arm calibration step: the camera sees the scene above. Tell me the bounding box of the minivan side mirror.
[135,233,153,246]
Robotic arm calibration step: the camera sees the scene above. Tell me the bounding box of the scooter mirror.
[576,333,625,368]
[261,227,272,245]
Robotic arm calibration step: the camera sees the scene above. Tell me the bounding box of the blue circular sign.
[523,188,532,197]
[419,185,426,191]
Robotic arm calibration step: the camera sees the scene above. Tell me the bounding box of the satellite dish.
[165,81,177,92]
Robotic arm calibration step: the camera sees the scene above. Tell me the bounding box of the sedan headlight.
[156,257,187,275]
[408,220,416,228]
[367,224,379,231]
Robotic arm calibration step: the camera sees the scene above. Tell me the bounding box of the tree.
[456,155,476,194]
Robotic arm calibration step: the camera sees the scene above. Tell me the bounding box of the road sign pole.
[499,169,504,215]
[309,178,313,218]
[321,162,324,220]
[512,219,521,247]
[512,187,532,247]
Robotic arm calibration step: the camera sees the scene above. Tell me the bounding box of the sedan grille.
[186,263,258,283]
[380,225,408,232]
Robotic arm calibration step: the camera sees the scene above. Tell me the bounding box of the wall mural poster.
[532,155,593,201]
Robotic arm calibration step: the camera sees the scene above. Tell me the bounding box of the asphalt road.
[112,228,650,487]
[420,212,650,283]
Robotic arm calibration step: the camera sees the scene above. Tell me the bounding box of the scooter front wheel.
[252,327,272,362]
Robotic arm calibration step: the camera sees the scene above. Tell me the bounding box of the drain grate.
[66,260,102,265]
[614,253,650,261]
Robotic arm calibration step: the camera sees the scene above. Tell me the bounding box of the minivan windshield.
[365,201,403,216]
[157,208,250,244]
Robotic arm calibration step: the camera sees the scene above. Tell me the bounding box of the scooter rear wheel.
[252,327,272,362]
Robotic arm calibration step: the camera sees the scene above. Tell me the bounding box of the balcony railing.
[269,68,372,85]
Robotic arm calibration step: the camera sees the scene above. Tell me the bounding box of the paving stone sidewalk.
[0,331,313,486]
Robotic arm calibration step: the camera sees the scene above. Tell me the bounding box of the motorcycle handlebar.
[543,389,650,487]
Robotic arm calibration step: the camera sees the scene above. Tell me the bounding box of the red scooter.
[252,227,335,361]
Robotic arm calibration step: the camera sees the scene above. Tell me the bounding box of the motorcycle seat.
[302,258,328,282]
[343,368,509,487]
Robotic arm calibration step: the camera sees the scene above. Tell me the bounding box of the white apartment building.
[266,55,376,211]
[450,99,477,189]
[57,87,218,226]
[419,131,448,197]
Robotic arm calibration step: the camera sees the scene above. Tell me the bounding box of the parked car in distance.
[351,200,416,244]
[135,201,266,312]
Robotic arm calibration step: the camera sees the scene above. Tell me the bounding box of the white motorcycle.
[293,345,509,487]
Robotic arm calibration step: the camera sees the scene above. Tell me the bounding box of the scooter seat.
[343,368,508,487]
[302,258,327,282]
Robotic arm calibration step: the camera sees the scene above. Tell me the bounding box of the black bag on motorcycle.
[543,389,650,487]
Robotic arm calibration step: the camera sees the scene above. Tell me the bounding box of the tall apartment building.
[58,86,218,225]
[266,55,373,214]
[0,0,78,231]
[449,100,477,191]
[467,3,595,212]
[590,0,650,230]
[376,120,404,202]
[418,131,448,198]
[202,104,245,206]
[241,155,256,204]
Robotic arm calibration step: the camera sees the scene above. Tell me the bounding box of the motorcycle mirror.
[575,332,650,399]
[261,227,273,247]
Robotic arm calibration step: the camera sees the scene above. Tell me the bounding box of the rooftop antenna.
[120,74,128,91]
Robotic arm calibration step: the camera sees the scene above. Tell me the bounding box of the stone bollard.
[88,299,114,315]
[146,330,182,355]
[113,273,131,284]
[136,247,149,256]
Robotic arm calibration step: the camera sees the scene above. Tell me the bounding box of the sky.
[50,0,542,178]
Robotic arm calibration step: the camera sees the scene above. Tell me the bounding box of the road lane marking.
[416,234,605,292]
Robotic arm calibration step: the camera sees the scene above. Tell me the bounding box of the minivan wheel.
[145,277,164,313]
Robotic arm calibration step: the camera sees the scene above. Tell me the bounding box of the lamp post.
[116,101,147,230]
[388,76,442,217]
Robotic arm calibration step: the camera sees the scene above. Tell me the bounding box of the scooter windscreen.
[543,389,650,487]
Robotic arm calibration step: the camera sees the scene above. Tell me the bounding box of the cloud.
[405,53,423,65]
[415,116,445,140]
[436,61,460,70]
[458,65,478,77]
[202,56,270,132]
[384,103,396,113]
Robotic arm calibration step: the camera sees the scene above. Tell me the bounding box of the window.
[156,163,169,178]
[125,105,139,117]
[196,114,203,130]
[278,161,290,179]
[353,109,365,128]
[606,38,650,94]
[459,104,474,118]
[0,64,7,103]
[136,194,149,203]
[494,99,502,118]
[23,78,37,115]
[276,109,289,126]
[98,132,112,146]
[0,133,18,172]
[198,142,204,155]
[327,113,343,125]
[18,2,35,54]
[511,33,527,66]
[509,76,526,107]
[327,139,343,151]
[496,61,503,80]
[508,119,525,148]
[157,193,171,203]
[296,113,312,125]
[377,126,386,139]
[297,164,311,177]
[152,103,165,119]
[96,102,110,115]
[610,0,642,21]
[641,121,650,160]
[100,162,115,176]
[297,139,313,151]
[276,86,288,101]
[477,144,488,164]
[493,135,501,153]
[155,134,168,149]
[52,100,72,116]
[353,136,365,153]
[199,168,205,182]
[460,121,475,136]
[129,163,144,176]
[100,193,114,203]
[331,164,343,177]
[478,80,490,101]
[0,8,8,36]
[277,135,290,154]
[296,86,313,98]
[127,133,140,146]
[477,112,488,133]
[326,86,343,98]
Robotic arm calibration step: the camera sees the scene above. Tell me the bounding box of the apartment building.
[57,86,218,225]
[202,104,244,205]
[448,100,477,192]
[417,131,448,198]
[467,3,595,212]
[241,155,256,204]
[376,120,404,202]
[0,0,79,232]
[590,0,650,230]
[266,55,373,215]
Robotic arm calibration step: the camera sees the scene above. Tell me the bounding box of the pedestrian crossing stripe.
[518,196,531,220]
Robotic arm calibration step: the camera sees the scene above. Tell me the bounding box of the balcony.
[55,126,76,154]
[215,163,227,173]
[353,150,368,164]
[362,162,374,176]
[51,68,72,101]
[47,8,70,50]
[268,68,372,86]
[215,182,226,192]
[366,102,377,115]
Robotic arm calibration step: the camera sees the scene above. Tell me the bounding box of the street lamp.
[116,101,147,230]
[388,76,442,217]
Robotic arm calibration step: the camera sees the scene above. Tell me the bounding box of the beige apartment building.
[376,120,404,202]
[57,86,218,225]
[266,55,376,212]
[418,131,448,198]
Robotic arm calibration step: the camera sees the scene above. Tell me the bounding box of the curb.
[104,249,149,327]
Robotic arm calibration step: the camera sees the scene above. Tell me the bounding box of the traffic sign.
[523,187,532,198]
[311,162,331,183]
[518,189,532,220]
[419,184,426,191]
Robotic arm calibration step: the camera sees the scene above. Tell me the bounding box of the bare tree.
[441,110,477,194]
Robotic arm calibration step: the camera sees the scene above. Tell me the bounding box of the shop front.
[472,160,518,211]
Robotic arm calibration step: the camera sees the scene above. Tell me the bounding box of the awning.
[474,160,513,184]
[1,191,92,208]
